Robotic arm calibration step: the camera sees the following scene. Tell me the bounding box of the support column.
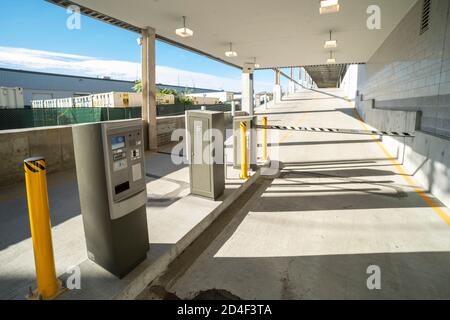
[300,67,306,87]
[289,67,295,94]
[241,70,254,116]
[273,69,282,103]
[241,68,257,170]
[141,27,157,151]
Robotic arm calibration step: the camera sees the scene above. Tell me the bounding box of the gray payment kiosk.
[72,119,149,278]
[186,110,225,200]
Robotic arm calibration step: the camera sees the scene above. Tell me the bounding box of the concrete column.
[300,67,306,87]
[289,67,295,94]
[241,69,257,171]
[141,27,157,151]
[231,99,236,117]
[273,69,282,103]
[241,70,254,116]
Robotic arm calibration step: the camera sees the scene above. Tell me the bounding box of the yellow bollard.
[24,156,60,299]
[262,117,268,161]
[240,122,249,180]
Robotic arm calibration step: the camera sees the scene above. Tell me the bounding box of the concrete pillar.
[289,67,295,94]
[231,99,236,117]
[241,69,257,171]
[273,69,282,103]
[241,70,254,116]
[141,27,157,151]
[301,68,307,87]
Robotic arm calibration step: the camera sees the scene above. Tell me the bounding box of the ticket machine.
[72,119,149,278]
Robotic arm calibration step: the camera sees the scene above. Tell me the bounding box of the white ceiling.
[71,0,417,68]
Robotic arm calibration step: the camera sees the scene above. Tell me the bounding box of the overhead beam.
[258,62,364,71]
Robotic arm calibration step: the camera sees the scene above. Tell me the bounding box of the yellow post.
[262,117,268,161]
[240,122,249,180]
[24,156,59,299]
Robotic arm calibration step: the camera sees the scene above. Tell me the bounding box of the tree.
[133,80,142,93]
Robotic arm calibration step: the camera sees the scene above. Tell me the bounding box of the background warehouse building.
[0,67,228,107]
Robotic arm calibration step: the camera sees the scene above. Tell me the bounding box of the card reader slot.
[115,181,130,195]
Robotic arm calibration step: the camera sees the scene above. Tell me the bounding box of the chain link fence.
[0,107,141,130]
[0,104,233,130]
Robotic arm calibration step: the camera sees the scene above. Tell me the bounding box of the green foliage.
[133,83,194,105]
[176,95,194,105]
[159,88,178,95]
[133,80,142,93]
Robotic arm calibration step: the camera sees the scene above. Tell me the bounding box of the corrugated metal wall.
[0,68,236,107]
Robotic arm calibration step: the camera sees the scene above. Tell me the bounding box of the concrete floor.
[142,88,450,300]
[0,132,255,299]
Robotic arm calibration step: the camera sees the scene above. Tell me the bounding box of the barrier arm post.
[262,117,268,162]
[24,156,62,300]
[240,122,249,179]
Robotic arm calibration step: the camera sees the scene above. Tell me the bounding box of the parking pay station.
[72,119,149,278]
[186,110,225,200]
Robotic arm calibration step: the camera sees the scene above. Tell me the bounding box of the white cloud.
[0,46,244,92]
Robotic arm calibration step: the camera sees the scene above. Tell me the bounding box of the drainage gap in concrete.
[193,289,241,300]
[146,285,181,300]
[145,286,241,300]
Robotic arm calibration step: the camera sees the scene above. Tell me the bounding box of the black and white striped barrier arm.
[256,125,415,137]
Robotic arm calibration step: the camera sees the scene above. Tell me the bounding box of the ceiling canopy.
[48,0,417,69]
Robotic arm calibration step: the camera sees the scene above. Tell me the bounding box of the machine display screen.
[111,136,125,150]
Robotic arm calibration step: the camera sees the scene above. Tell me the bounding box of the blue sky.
[0,0,286,92]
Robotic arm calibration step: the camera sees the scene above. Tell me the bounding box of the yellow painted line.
[352,107,450,227]
[279,114,308,143]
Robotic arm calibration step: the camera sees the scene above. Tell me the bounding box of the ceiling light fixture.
[327,51,336,64]
[253,57,260,68]
[324,30,337,48]
[320,0,340,14]
[225,42,238,57]
[175,16,194,38]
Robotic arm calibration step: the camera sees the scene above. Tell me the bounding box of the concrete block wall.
[403,131,450,207]
[156,115,185,146]
[357,94,450,208]
[356,0,450,207]
[0,126,75,187]
[156,111,243,146]
[0,111,240,187]
[359,0,450,138]
[362,0,450,100]
[0,119,185,187]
